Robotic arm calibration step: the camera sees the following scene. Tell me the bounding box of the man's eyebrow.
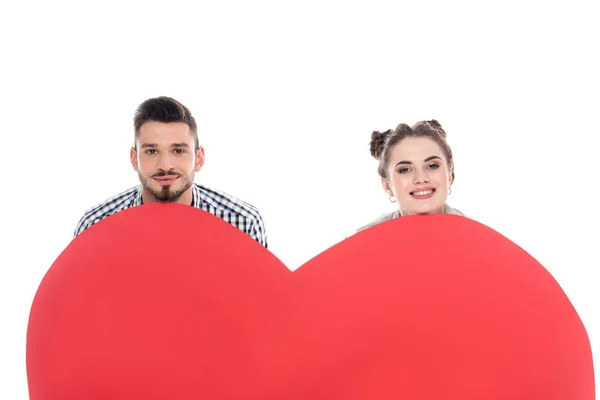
[139,143,191,148]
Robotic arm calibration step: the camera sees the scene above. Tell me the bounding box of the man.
[73,96,268,247]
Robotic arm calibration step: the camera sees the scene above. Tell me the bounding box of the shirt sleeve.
[73,215,90,238]
[249,215,268,249]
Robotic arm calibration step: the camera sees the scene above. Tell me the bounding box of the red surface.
[26,203,595,399]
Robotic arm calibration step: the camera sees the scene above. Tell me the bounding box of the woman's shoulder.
[355,203,465,234]
[355,210,400,233]
[445,204,465,216]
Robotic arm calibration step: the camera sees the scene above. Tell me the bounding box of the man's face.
[130,121,204,203]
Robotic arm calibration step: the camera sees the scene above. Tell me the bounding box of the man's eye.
[174,149,185,154]
[145,149,157,155]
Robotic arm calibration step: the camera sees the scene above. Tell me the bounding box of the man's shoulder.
[81,185,141,215]
[194,184,268,248]
[73,185,141,237]
[194,184,263,222]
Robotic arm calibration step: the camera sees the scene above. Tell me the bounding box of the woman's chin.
[405,203,444,216]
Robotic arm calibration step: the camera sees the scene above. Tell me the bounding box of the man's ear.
[195,146,205,172]
[130,147,139,171]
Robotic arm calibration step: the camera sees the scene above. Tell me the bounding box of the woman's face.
[383,136,452,216]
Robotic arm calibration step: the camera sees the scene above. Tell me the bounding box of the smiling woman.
[357,120,464,232]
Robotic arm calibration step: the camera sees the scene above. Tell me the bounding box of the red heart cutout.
[26,203,595,399]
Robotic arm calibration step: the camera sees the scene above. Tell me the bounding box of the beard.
[138,170,193,203]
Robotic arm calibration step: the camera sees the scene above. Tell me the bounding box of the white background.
[1,0,598,397]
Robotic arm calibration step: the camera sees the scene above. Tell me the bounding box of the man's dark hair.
[134,96,198,150]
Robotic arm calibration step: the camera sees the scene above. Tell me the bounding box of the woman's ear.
[381,177,392,196]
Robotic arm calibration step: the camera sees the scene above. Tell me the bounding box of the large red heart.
[26,203,595,399]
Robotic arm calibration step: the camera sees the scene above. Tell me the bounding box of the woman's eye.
[398,168,410,174]
[427,163,439,170]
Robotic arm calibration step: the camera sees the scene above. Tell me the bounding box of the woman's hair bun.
[370,129,391,159]
[426,119,447,140]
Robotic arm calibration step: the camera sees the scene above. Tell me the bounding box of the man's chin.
[155,196,177,203]
[150,188,184,203]
[160,193,184,203]
[141,179,191,203]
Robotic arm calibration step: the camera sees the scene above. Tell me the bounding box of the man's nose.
[156,153,174,171]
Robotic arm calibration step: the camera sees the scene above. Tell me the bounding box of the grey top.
[356,203,465,233]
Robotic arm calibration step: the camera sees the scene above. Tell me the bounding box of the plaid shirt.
[73,183,268,248]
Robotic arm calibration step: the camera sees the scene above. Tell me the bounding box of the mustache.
[152,170,180,178]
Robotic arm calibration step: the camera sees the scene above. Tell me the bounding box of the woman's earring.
[389,193,396,203]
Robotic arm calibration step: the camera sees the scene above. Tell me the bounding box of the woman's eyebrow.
[395,155,441,167]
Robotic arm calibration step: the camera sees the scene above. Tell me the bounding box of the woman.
[357,119,464,232]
